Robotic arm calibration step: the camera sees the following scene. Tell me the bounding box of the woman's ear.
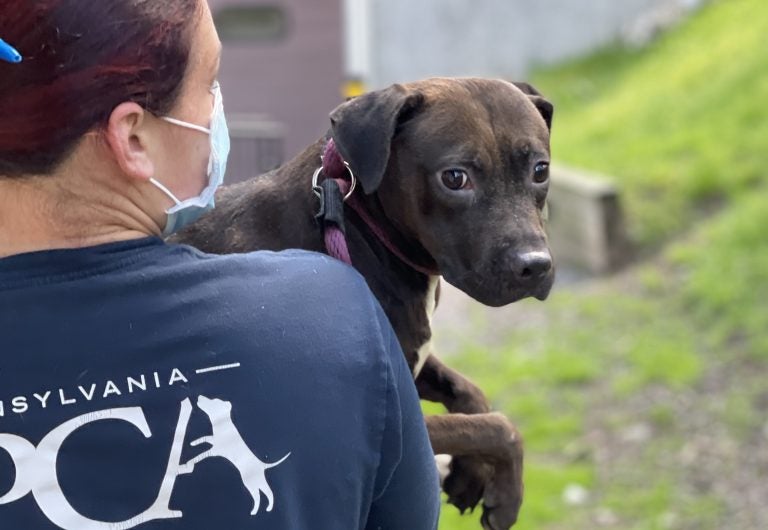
[105,102,155,182]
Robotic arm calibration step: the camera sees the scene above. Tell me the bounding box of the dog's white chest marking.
[413,275,439,378]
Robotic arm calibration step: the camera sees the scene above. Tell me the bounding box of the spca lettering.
[0,396,290,530]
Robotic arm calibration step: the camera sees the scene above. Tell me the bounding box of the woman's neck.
[0,172,158,258]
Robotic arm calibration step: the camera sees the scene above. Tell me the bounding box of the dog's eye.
[533,162,550,184]
[441,169,470,190]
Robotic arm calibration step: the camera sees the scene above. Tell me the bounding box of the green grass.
[434,0,768,528]
[669,187,768,360]
[532,0,768,247]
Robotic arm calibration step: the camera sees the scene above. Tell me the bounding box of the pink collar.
[319,139,440,277]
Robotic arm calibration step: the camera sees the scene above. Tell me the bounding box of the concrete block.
[547,165,629,273]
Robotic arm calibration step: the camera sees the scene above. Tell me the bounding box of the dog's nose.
[512,251,552,283]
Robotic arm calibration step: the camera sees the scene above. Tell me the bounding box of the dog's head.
[330,78,554,306]
[197,395,231,416]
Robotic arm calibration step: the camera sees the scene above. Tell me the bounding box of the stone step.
[547,165,629,274]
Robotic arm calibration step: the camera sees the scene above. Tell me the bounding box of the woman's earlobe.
[106,102,155,182]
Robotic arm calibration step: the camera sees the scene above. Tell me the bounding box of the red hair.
[0,0,201,177]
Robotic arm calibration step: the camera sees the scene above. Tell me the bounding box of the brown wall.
[209,0,344,180]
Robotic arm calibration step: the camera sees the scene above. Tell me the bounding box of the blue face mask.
[150,82,230,237]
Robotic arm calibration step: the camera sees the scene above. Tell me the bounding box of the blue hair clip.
[0,38,22,64]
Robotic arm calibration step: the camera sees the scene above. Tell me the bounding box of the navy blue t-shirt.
[0,237,439,529]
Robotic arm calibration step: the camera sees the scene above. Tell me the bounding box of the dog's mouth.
[442,266,555,307]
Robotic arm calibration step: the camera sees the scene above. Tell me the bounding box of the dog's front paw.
[479,454,523,530]
[443,455,492,514]
[481,501,520,530]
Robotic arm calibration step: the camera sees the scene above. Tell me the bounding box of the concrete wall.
[367,0,699,88]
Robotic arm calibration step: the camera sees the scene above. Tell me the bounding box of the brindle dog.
[173,77,554,530]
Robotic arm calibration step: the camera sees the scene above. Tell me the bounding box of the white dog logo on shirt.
[179,396,291,514]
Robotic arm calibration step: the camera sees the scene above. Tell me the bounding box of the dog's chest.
[370,272,439,378]
[413,275,440,378]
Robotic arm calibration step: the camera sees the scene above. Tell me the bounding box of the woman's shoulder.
[176,245,371,300]
[168,245,388,350]
[183,247,396,397]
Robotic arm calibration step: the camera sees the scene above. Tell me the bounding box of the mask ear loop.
[160,81,221,134]
[149,178,182,206]
[152,83,221,209]
[154,115,213,199]
[160,117,211,135]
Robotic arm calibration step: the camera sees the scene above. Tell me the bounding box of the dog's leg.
[416,354,490,414]
[426,413,523,530]
[417,353,496,512]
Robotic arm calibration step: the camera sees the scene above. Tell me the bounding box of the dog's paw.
[479,462,523,530]
[443,456,492,514]
[481,505,519,530]
[435,454,453,485]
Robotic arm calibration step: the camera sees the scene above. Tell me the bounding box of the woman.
[0,1,440,529]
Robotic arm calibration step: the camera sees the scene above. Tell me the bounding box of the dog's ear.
[329,84,425,194]
[512,81,554,131]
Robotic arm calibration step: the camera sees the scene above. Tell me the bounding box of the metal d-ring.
[311,166,323,197]
[342,162,357,201]
[311,163,357,202]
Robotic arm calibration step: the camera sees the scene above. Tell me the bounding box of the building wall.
[367,0,698,88]
[206,0,699,182]
[209,0,344,173]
